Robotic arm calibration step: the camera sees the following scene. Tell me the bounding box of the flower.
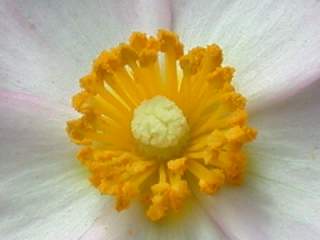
[1,0,320,239]
[66,29,257,221]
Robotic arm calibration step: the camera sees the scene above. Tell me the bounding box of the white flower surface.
[0,0,320,239]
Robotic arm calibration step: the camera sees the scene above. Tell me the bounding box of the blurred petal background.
[1,0,320,239]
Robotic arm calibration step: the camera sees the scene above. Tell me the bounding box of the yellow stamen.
[187,160,225,194]
[66,29,257,221]
[158,30,183,100]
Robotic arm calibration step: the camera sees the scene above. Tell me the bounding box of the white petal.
[0,91,105,240]
[0,0,171,104]
[80,199,228,240]
[172,0,320,111]
[199,80,320,239]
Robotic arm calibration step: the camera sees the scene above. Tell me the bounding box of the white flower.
[1,0,320,239]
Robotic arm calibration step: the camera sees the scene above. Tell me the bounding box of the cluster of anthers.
[66,29,257,221]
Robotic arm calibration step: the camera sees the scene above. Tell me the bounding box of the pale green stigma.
[131,96,189,160]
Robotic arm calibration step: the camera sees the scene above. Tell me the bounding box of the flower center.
[66,29,257,222]
[131,96,189,160]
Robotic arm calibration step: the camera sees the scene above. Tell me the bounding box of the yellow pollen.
[66,29,257,221]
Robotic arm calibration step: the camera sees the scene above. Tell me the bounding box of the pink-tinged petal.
[199,79,320,239]
[172,0,320,111]
[0,91,105,240]
[0,0,171,105]
[80,199,227,240]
